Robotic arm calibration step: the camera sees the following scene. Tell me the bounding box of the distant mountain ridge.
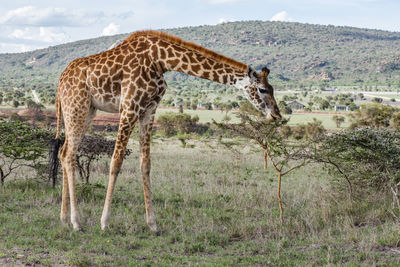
[1,20,400,90]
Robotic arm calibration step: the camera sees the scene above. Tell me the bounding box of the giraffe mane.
[123,30,248,72]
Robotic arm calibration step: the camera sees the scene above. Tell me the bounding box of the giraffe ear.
[247,66,258,82]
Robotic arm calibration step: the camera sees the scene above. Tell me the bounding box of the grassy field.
[1,137,399,266]
[364,93,400,100]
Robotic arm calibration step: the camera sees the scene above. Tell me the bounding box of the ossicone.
[261,67,270,77]
[247,66,258,81]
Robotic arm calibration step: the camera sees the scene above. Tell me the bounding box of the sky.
[0,0,399,54]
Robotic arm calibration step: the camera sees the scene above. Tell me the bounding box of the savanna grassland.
[1,137,399,266]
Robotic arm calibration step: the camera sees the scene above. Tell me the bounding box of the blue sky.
[0,0,399,53]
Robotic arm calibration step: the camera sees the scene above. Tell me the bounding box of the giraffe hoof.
[148,223,159,233]
[73,227,83,232]
[73,226,83,231]
[72,224,82,231]
[101,213,110,230]
[101,220,109,230]
[60,217,69,225]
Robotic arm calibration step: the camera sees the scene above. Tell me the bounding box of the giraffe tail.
[49,94,63,188]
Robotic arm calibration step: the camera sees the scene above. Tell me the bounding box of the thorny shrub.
[75,134,132,184]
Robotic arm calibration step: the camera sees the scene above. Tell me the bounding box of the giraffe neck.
[130,32,249,86]
[158,43,247,85]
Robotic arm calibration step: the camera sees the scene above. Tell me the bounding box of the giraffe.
[52,30,281,232]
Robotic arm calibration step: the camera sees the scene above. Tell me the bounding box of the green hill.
[1,20,400,98]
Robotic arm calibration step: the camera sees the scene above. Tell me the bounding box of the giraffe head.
[237,66,281,121]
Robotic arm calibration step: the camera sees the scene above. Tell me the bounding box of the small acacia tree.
[0,120,51,184]
[215,112,311,231]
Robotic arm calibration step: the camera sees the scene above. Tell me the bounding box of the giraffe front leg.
[101,122,134,230]
[139,116,158,233]
[100,154,123,230]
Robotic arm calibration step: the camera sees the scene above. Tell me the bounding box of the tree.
[278,100,292,115]
[215,113,310,231]
[290,119,325,140]
[26,99,44,112]
[231,101,239,109]
[319,99,330,110]
[157,112,199,136]
[0,120,51,184]
[292,124,306,140]
[372,97,383,103]
[332,115,345,128]
[305,118,326,138]
[349,103,396,128]
[12,100,19,108]
[191,99,198,110]
[184,100,191,109]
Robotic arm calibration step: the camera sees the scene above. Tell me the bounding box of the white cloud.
[206,0,244,4]
[102,23,120,36]
[310,0,377,5]
[9,27,69,43]
[218,18,234,24]
[270,11,293,22]
[0,42,40,53]
[1,6,78,27]
[9,28,31,39]
[39,27,70,43]
[0,5,133,53]
[0,6,104,27]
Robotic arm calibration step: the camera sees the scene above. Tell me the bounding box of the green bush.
[312,127,400,199]
[290,119,326,140]
[9,112,26,122]
[349,103,397,129]
[157,112,200,136]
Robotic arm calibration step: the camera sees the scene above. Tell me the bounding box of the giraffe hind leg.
[59,105,96,226]
[139,108,158,233]
[59,103,96,230]
[60,165,69,225]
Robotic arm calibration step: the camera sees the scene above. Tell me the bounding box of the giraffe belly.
[91,94,120,113]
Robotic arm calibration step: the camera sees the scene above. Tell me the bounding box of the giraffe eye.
[258,88,267,94]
